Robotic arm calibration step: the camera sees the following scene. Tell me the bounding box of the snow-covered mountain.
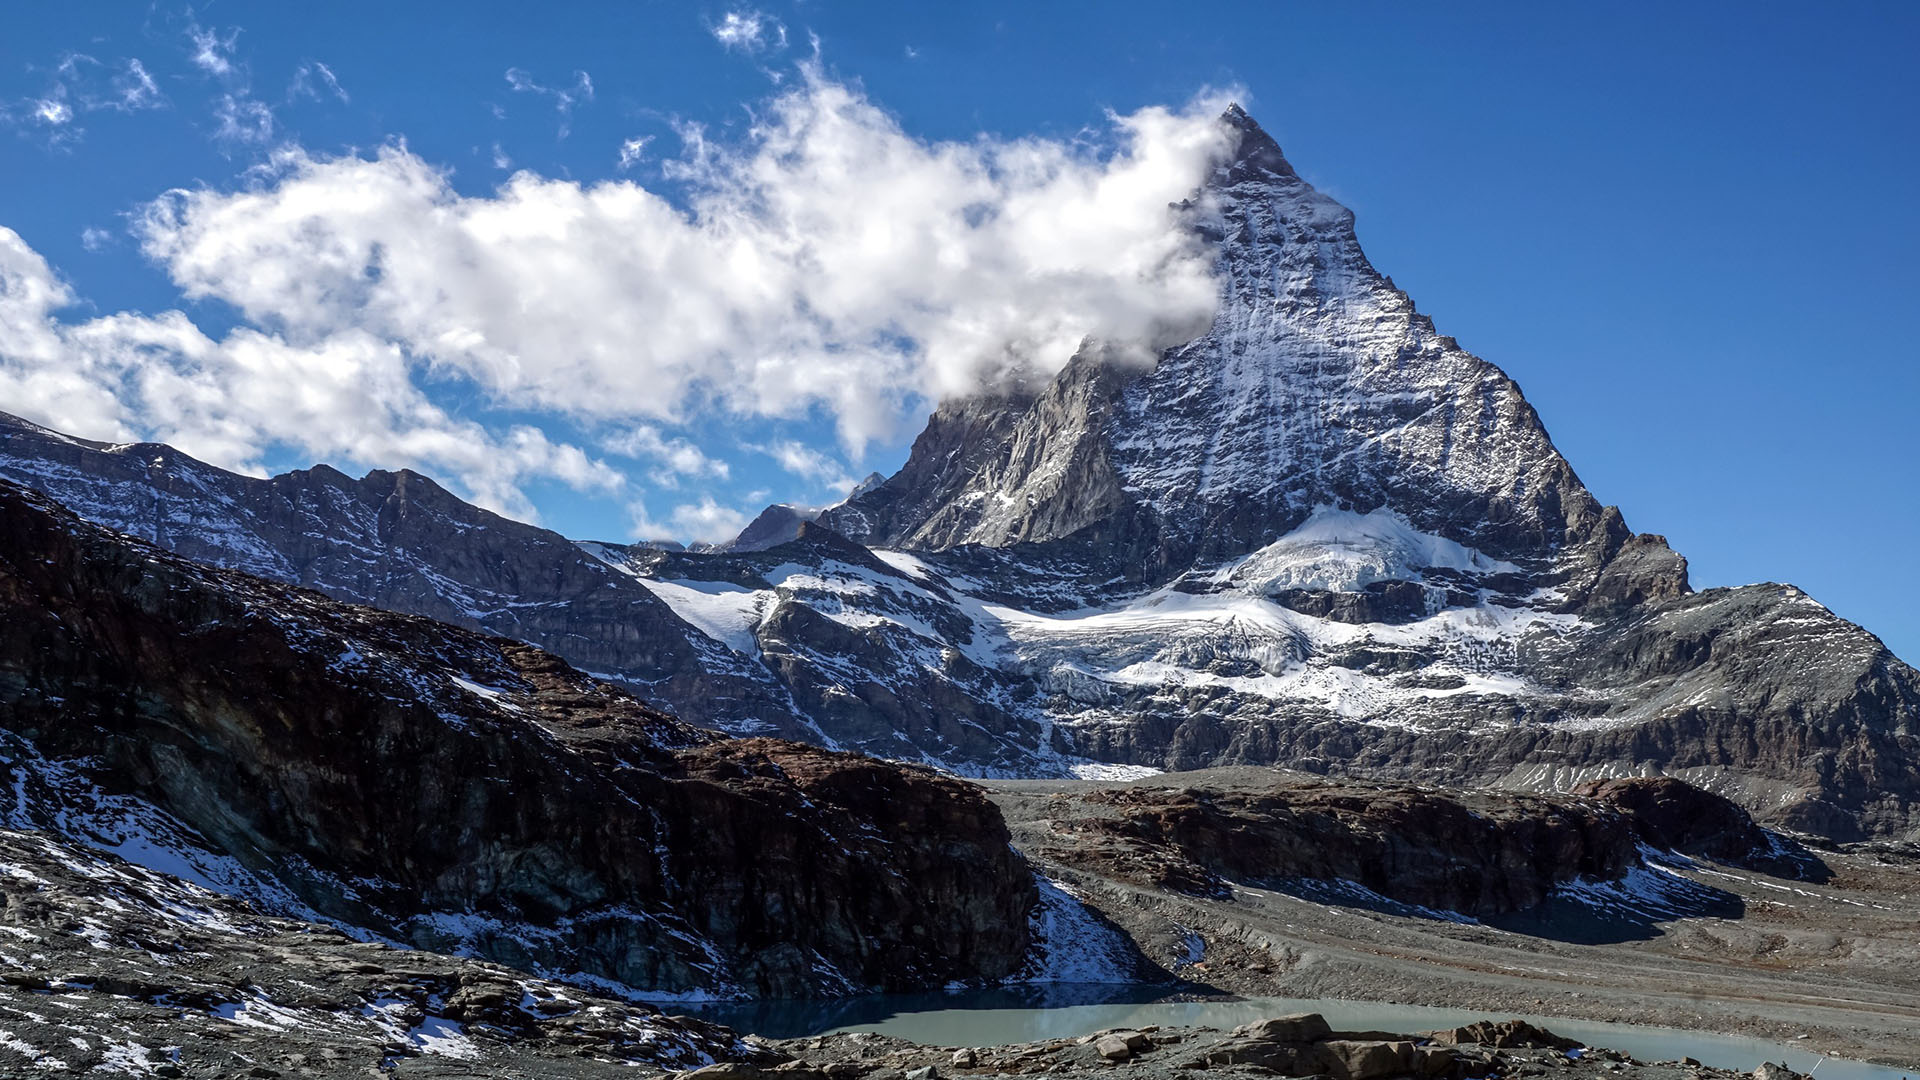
[2,106,1915,840]
[821,106,1635,598]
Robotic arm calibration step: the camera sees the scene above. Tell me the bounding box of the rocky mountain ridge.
[0,476,1110,1001]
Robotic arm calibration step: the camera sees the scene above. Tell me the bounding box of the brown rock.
[1319,1040,1416,1080]
[1425,1020,1578,1051]
[1232,1013,1334,1044]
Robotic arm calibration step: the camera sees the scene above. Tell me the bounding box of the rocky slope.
[0,826,764,1076]
[1,106,1915,841]
[0,477,1061,1000]
[0,413,812,742]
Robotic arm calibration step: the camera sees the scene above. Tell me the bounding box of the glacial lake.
[675,986,1917,1080]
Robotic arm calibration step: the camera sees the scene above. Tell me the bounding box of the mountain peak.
[824,106,1623,598]
[1218,103,1297,182]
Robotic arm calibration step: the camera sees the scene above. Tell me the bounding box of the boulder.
[1424,1019,1578,1051]
[1199,1038,1315,1072]
[1322,1040,1416,1080]
[1233,1013,1334,1044]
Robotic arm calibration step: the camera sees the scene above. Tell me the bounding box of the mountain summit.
[819,107,1681,612]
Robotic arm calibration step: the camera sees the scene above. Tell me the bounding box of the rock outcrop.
[0,478,1037,998]
[1016,773,1812,918]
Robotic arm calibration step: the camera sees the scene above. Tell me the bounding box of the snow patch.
[1068,763,1164,781]
[1016,877,1137,984]
[1218,505,1519,595]
[636,579,765,658]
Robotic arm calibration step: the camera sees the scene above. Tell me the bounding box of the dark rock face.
[1572,776,1827,879]
[1037,779,1641,916]
[726,503,824,552]
[0,479,1036,998]
[0,413,808,742]
[1020,772,1818,918]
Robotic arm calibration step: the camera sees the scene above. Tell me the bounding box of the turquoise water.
[676,987,1916,1080]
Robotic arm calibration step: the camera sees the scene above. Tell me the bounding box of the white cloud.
[80,227,114,252]
[504,68,592,137]
[288,61,349,104]
[130,65,1238,455]
[31,96,72,127]
[490,142,512,170]
[760,439,855,494]
[662,496,751,544]
[616,135,652,170]
[0,226,619,521]
[604,424,729,487]
[711,10,787,53]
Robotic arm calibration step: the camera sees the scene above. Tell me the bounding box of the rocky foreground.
[735,1014,1818,1080]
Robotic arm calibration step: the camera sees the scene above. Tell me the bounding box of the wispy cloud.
[710,10,788,54]
[504,67,593,138]
[186,23,240,78]
[3,54,167,147]
[80,227,115,252]
[182,19,279,150]
[617,135,652,171]
[213,94,274,145]
[288,61,349,104]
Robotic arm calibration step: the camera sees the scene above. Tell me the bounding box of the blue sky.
[2,3,1916,660]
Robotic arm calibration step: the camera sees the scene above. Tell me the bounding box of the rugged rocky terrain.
[1016,774,1819,918]
[0,477,1088,1002]
[3,105,1914,843]
[0,826,763,1076]
[988,767,1920,1070]
[0,413,815,743]
[756,1015,1797,1080]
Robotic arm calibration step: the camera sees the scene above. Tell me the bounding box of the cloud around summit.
[0,59,1239,535]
